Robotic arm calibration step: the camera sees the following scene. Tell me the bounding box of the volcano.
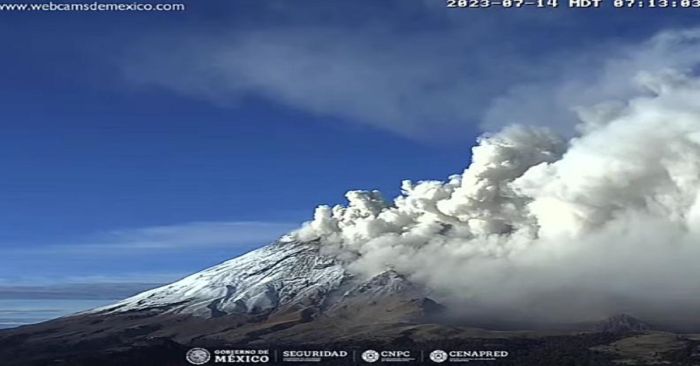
[5,120,700,364]
[0,238,446,365]
[0,236,695,366]
[2,237,700,366]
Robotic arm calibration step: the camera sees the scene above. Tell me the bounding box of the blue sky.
[1,0,700,298]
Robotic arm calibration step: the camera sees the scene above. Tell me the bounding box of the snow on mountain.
[94,237,350,318]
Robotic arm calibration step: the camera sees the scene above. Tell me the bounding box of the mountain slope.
[1,238,697,366]
[0,238,444,365]
[93,237,348,318]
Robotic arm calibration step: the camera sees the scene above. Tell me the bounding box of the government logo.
[186,348,211,365]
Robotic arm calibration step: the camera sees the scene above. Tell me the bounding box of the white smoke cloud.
[482,28,700,135]
[293,30,700,328]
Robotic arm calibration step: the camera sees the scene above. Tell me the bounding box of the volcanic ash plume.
[294,71,700,327]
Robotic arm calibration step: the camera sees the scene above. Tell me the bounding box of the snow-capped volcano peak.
[95,238,349,318]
